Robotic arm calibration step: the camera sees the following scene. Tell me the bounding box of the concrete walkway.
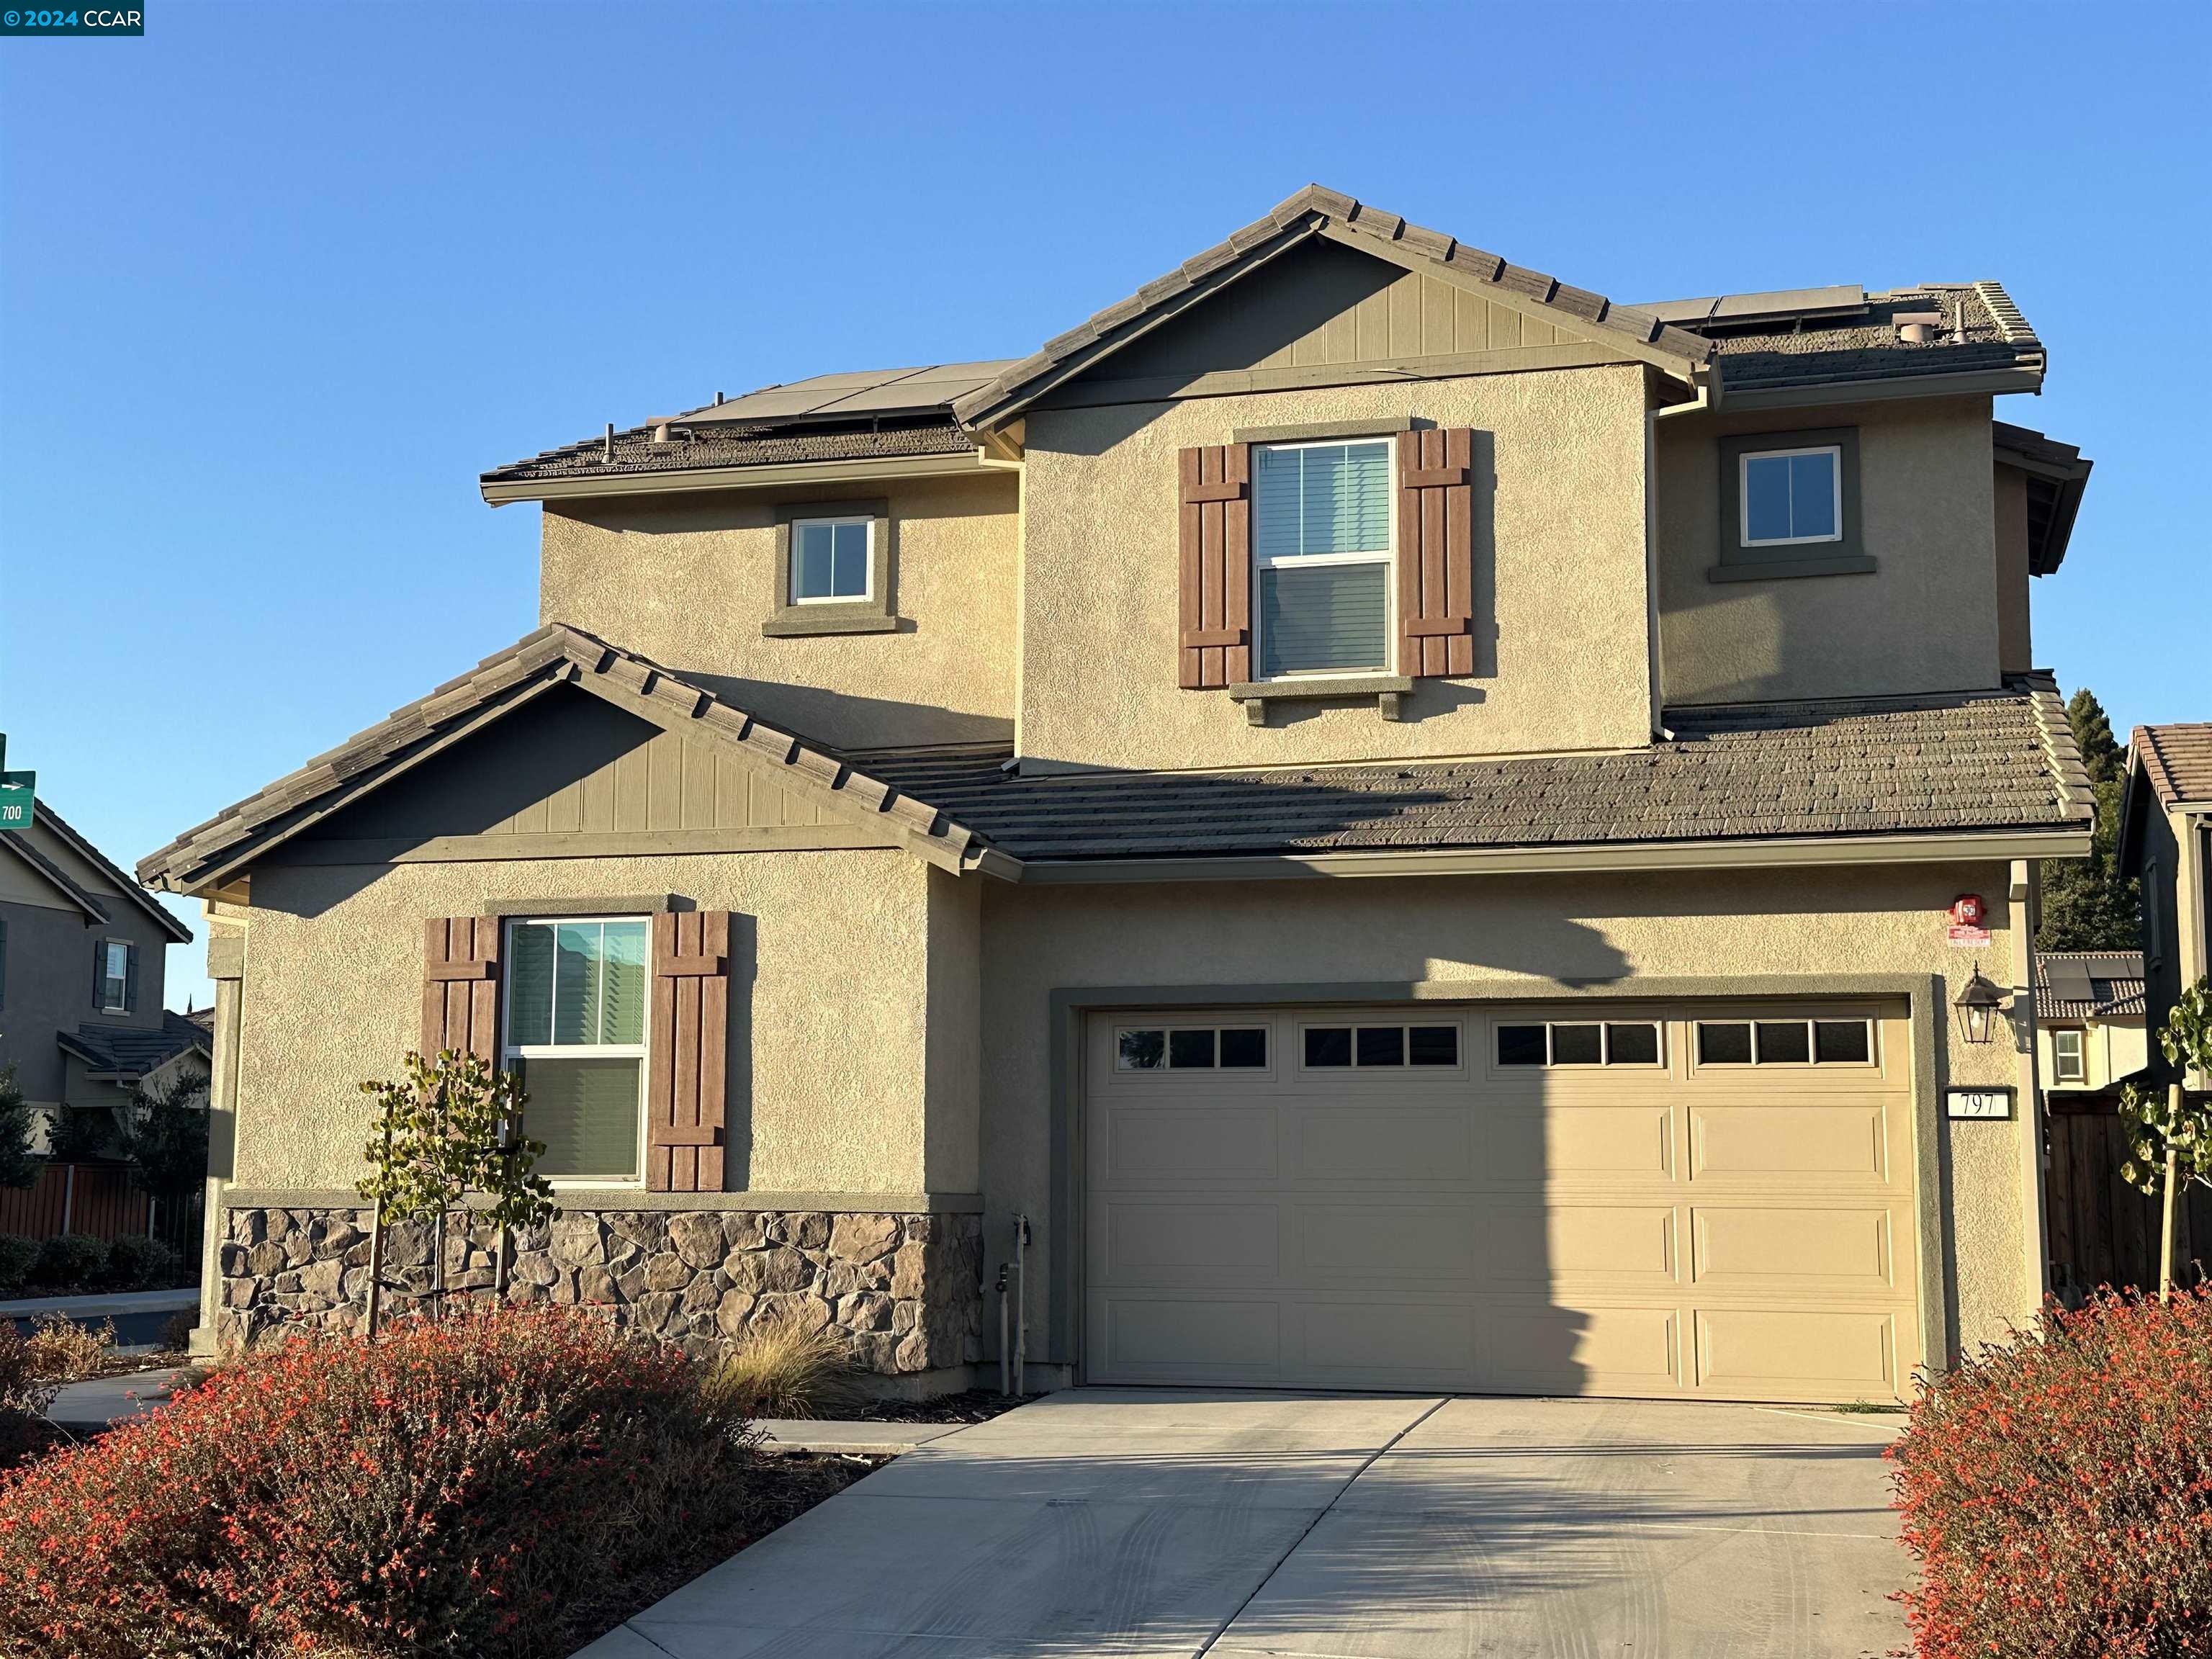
[45,1367,183,1436]
[578,1390,1909,1658]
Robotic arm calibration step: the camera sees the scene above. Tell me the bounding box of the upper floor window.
[1740,446,1841,547]
[1252,439,1393,679]
[1714,426,1869,580]
[765,499,896,638]
[94,938,135,1014]
[791,517,873,603]
[2052,1027,2086,1084]
[503,917,648,1183]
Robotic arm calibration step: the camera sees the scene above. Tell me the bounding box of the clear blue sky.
[4,1,2207,1011]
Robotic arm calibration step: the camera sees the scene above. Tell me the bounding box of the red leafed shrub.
[0,1306,771,1658]
[1890,1286,2212,1658]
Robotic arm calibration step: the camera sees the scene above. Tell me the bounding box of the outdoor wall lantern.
[1953,966,2010,1046]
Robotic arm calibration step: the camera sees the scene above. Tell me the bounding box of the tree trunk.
[364,1205,386,1340]
[433,1207,447,1322]
[2162,1081,2182,1303]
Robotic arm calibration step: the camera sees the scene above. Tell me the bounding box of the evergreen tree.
[2038,686,2142,952]
[0,1065,38,1190]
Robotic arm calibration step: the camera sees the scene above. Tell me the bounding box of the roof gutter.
[1714,361,2045,413]
[980,824,2090,885]
[480,449,993,508]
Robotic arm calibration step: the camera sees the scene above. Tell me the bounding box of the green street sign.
[0,772,32,832]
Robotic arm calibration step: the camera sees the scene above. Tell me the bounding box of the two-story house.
[1,797,202,1236]
[2033,952,2148,1102]
[146,188,2095,1403]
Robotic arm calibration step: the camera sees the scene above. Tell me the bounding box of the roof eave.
[480,447,992,507]
[994,824,2090,886]
[1711,358,2045,413]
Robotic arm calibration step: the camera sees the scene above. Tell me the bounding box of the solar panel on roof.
[2045,958,2096,1004]
[1632,286,1869,329]
[662,361,1019,428]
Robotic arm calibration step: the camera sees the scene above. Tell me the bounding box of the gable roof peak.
[951,185,1715,430]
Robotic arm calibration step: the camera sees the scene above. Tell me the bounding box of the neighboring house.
[2032,951,2146,1101]
[0,798,204,1239]
[145,186,2098,1403]
[2121,723,2212,1072]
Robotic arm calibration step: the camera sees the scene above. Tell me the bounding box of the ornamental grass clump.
[0,1305,778,1659]
[1889,1285,2212,1658]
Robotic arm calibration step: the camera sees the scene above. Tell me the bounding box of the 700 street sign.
[0,736,31,832]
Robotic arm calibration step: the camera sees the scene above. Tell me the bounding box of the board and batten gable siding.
[538,470,1019,755]
[284,688,863,858]
[1020,364,1654,771]
[1654,395,2005,708]
[1053,237,1614,400]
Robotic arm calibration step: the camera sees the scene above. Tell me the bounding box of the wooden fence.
[0,1163,152,1243]
[2046,1099,2212,1300]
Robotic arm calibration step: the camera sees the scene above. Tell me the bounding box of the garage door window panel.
[1697,1017,1875,1068]
[1118,1025,1269,1074]
[1303,1021,1462,1071]
[1496,1020,1665,1068]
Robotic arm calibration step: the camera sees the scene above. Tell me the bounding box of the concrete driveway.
[580,1390,1909,1659]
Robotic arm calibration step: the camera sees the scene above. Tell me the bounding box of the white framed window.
[789,516,873,603]
[1739,445,1843,547]
[501,916,649,1184]
[2052,1027,2086,1084]
[95,938,134,1014]
[1251,438,1395,680]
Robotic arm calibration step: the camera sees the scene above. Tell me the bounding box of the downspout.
[2010,858,2049,1310]
[1645,372,1713,738]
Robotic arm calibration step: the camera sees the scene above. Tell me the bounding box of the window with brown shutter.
[1177,444,1251,688]
[647,910,730,1193]
[1396,427,1475,678]
[421,916,500,1060]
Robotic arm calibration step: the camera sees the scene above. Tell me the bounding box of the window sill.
[1228,675,1415,725]
[761,610,900,638]
[1707,554,1877,583]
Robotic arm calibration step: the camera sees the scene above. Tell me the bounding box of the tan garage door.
[1083,1002,1922,1403]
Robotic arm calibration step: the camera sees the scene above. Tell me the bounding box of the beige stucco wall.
[1656,396,2002,706]
[976,858,2034,1364]
[230,850,952,1195]
[539,471,1020,752]
[1017,364,1655,771]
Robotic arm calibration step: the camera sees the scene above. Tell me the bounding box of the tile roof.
[484,189,2045,490]
[2034,951,2146,1022]
[145,617,2091,891]
[0,800,191,940]
[853,677,2091,866]
[481,413,974,487]
[59,1012,212,1079]
[138,625,984,894]
[1691,283,2042,395]
[2135,723,2212,806]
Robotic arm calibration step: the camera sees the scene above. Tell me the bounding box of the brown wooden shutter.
[647,910,729,1193]
[421,916,500,1061]
[1395,428,1476,678]
[1177,444,1251,688]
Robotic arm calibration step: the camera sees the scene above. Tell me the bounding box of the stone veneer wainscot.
[217,1206,984,1377]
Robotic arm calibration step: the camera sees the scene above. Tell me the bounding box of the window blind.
[1253,441,1392,559]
